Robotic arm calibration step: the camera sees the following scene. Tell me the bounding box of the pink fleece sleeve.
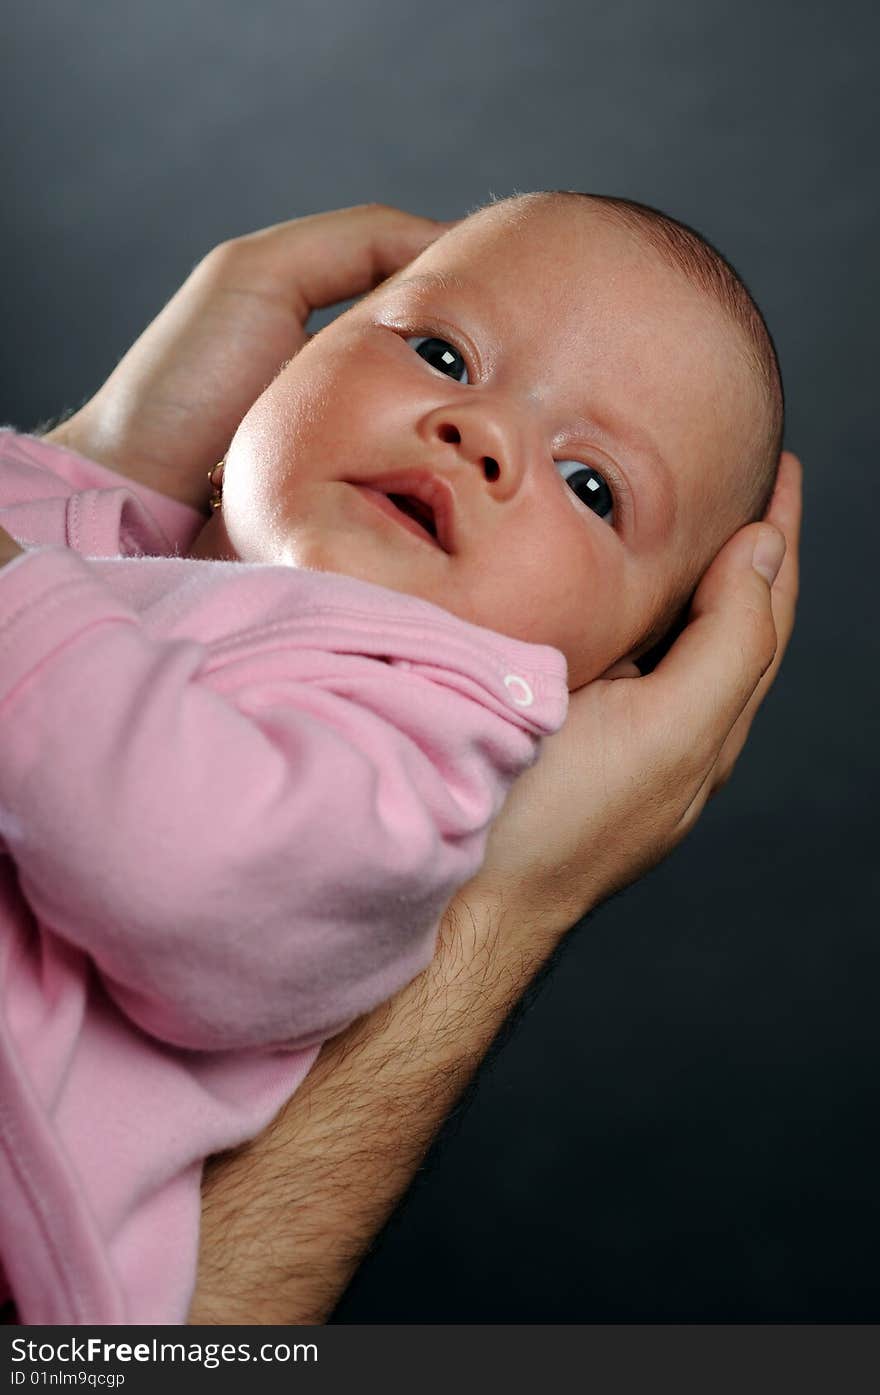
[0,546,552,1053]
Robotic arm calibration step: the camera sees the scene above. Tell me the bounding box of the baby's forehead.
[454,195,641,256]
[411,211,734,375]
[392,200,755,450]
[417,199,707,320]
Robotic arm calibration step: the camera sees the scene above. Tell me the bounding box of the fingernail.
[752,529,786,585]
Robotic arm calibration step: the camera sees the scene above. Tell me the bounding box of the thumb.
[750,524,787,587]
[646,521,785,752]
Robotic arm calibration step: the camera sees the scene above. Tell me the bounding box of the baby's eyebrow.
[384,270,469,297]
[573,406,669,481]
[570,406,677,535]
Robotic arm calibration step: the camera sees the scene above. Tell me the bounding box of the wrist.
[39,411,100,467]
[34,407,81,450]
[444,874,585,974]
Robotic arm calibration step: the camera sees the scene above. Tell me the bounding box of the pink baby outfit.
[0,430,568,1324]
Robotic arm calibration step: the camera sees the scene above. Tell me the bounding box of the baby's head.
[193,191,783,689]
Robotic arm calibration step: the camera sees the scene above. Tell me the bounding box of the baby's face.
[198,197,759,688]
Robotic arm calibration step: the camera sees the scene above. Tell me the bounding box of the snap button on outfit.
[503,674,534,707]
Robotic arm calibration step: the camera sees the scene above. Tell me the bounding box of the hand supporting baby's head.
[191,191,783,689]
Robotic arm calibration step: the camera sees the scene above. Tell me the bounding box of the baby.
[0,191,783,1325]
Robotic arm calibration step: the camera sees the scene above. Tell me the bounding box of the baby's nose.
[433,420,501,482]
[421,403,525,498]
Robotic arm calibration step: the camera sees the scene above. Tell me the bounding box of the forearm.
[189,890,570,1325]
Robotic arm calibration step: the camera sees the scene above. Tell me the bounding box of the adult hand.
[456,451,801,942]
[43,205,452,509]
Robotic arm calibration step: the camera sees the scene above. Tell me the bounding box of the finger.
[640,520,785,778]
[709,450,803,788]
[740,449,802,696]
[220,204,450,319]
[763,449,802,653]
[718,451,803,728]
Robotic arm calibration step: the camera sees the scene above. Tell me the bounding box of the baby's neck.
[187,512,238,562]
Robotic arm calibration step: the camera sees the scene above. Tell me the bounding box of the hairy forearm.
[189,891,570,1325]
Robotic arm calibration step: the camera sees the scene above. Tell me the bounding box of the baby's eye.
[555,460,614,526]
[406,335,469,384]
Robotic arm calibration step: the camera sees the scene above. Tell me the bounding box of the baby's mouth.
[386,493,438,541]
[348,473,456,553]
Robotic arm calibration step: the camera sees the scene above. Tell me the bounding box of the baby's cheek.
[221,410,291,563]
[563,564,651,687]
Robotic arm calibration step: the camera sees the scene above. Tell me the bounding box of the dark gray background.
[2,0,877,1322]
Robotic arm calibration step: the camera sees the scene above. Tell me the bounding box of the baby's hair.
[482,188,785,673]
